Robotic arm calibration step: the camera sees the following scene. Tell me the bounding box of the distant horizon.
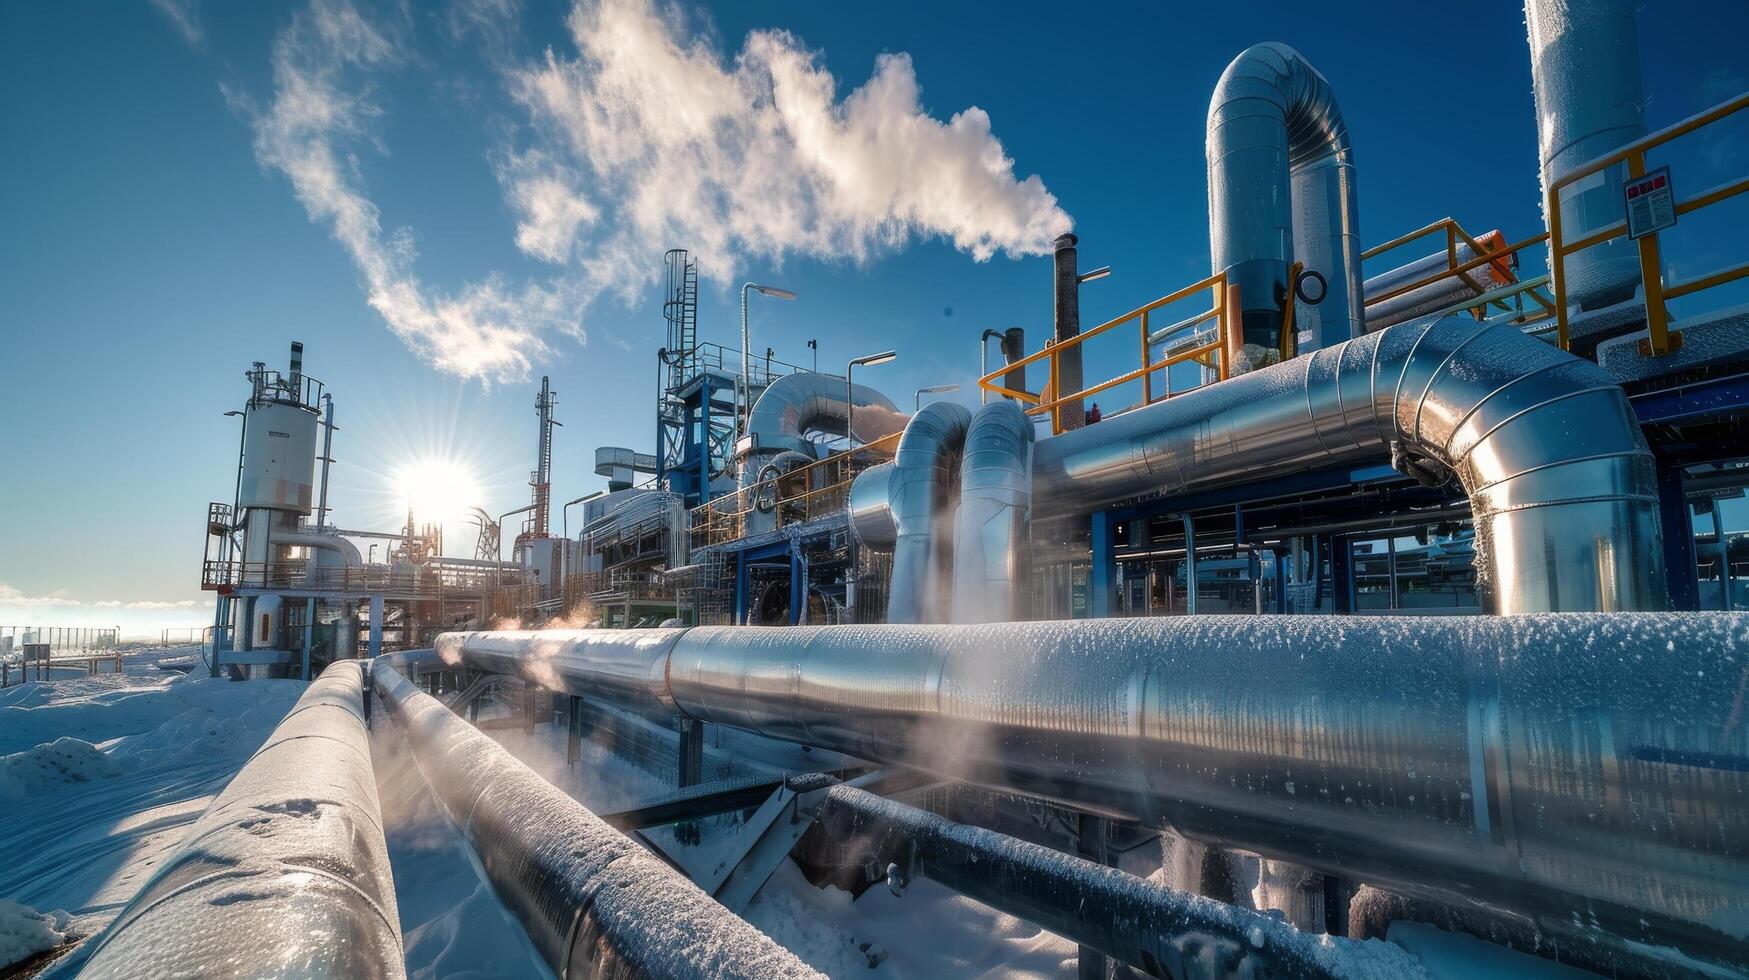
[4,0,1746,636]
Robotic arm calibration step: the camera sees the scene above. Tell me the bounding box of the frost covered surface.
[0,901,70,970]
[0,656,302,943]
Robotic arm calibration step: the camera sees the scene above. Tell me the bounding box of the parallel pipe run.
[62,662,403,979]
[950,401,1034,623]
[370,662,821,980]
[443,615,1749,971]
[1207,42,1363,356]
[884,400,972,623]
[816,784,1373,980]
[1030,314,1667,613]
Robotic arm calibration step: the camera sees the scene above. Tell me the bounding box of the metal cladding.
[370,663,822,980]
[454,614,1749,971]
[272,527,364,584]
[950,401,1034,623]
[436,628,681,720]
[744,372,905,457]
[1526,0,1647,311]
[1207,42,1363,355]
[847,461,896,548]
[1031,314,1667,613]
[239,399,320,513]
[65,662,404,980]
[816,785,1376,980]
[884,400,973,623]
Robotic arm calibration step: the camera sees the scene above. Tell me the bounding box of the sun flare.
[390,455,484,528]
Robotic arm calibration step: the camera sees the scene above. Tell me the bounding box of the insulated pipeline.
[370,663,821,980]
[445,614,1749,971]
[62,661,404,979]
[884,401,972,623]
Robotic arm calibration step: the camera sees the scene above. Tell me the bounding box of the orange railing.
[1361,217,1554,323]
[1549,91,1749,355]
[690,431,902,549]
[977,272,1237,435]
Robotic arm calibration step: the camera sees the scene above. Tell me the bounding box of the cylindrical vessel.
[1527,0,1648,312]
[239,399,319,513]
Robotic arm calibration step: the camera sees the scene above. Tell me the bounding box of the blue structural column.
[1330,536,1354,613]
[733,553,748,625]
[1655,456,1700,611]
[367,594,383,659]
[1088,510,1113,618]
[301,597,315,681]
[788,545,803,625]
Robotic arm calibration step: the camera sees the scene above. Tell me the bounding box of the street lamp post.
[915,383,959,411]
[739,282,797,434]
[846,350,897,451]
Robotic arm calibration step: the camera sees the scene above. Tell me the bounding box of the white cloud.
[237,0,576,382]
[150,0,205,48]
[498,152,599,263]
[0,585,198,611]
[504,0,1071,291]
[0,583,81,609]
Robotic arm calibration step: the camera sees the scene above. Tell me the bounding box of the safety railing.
[201,559,530,596]
[1548,91,1749,355]
[1361,217,1554,323]
[690,431,902,549]
[978,272,1236,436]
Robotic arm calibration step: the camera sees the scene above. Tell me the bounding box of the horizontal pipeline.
[370,662,821,980]
[437,615,1749,973]
[58,661,404,979]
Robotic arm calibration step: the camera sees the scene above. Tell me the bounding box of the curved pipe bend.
[886,400,973,623]
[950,401,1034,623]
[744,372,905,457]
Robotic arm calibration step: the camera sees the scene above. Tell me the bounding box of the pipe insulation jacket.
[950,401,1034,624]
[369,662,821,980]
[438,614,1749,971]
[885,400,972,623]
[61,661,404,979]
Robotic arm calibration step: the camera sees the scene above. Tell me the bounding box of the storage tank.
[239,399,319,514]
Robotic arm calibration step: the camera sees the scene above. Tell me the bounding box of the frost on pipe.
[370,663,822,980]
[658,615,1749,970]
[817,784,1406,980]
[65,661,404,979]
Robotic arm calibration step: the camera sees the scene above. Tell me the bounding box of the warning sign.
[1624,166,1677,240]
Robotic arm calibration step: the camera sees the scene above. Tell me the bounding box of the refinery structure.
[63,3,1749,978]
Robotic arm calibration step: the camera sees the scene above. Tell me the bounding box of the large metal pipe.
[446,615,1749,972]
[370,662,819,979]
[1031,314,1667,613]
[950,401,1034,623]
[884,400,972,623]
[1208,42,1363,358]
[60,661,403,979]
[1526,0,1647,312]
[743,371,904,458]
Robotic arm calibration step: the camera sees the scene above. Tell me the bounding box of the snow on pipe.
[1029,314,1667,613]
[1361,232,1516,331]
[815,784,1373,980]
[1526,0,1647,312]
[369,662,822,980]
[883,400,972,623]
[949,401,1034,623]
[1207,42,1364,356]
[60,661,404,979]
[441,614,1749,971]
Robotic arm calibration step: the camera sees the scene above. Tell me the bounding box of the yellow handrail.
[688,431,902,548]
[977,271,1233,435]
[1361,216,1553,320]
[1548,90,1749,355]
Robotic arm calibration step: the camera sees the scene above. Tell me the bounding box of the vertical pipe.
[1053,234,1085,430]
[1089,511,1113,618]
[301,597,315,681]
[368,594,383,659]
[288,341,304,396]
[1002,328,1027,402]
[1387,536,1399,610]
[1182,514,1198,615]
[316,395,335,530]
[1713,496,1733,611]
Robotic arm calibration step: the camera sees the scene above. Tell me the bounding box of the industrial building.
[128,2,1749,976]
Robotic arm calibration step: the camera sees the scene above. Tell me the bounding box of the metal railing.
[202,559,530,596]
[1548,91,1749,355]
[978,272,1237,436]
[1361,217,1554,323]
[691,431,902,549]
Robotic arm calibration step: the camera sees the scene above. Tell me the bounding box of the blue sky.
[2,0,1745,636]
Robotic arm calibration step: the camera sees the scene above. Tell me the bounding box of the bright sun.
[392,456,484,526]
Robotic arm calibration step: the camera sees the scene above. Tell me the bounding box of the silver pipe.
[1526,0,1647,312]
[1208,42,1363,356]
[744,371,904,457]
[950,401,1033,623]
[1362,238,1515,331]
[848,461,896,549]
[1030,314,1667,614]
[449,616,1749,972]
[886,401,972,623]
[370,662,820,979]
[62,662,402,979]
[271,527,363,569]
[316,393,335,530]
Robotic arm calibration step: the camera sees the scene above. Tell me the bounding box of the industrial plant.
[35,3,1749,978]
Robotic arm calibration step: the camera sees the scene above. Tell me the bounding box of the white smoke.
[228,0,1067,380]
[508,0,1072,293]
[234,0,572,382]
